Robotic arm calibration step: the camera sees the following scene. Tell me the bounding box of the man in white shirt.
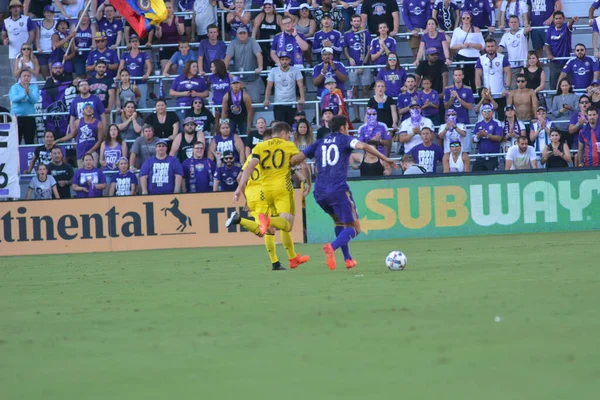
[498,16,531,87]
[475,38,512,120]
[398,99,434,154]
[263,51,305,127]
[505,135,538,170]
[1,0,36,72]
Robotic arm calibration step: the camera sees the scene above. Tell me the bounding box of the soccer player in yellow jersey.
[234,122,311,269]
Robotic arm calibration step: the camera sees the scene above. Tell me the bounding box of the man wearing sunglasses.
[507,73,538,122]
[85,31,119,78]
[472,103,503,171]
[557,43,600,90]
[569,94,592,166]
[213,150,242,192]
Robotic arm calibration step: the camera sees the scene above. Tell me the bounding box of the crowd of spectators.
[2,0,600,201]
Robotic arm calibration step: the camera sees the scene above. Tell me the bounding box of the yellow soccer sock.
[240,218,261,236]
[270,216,291,232]
[280,230,297,259]
[264,234,278,263]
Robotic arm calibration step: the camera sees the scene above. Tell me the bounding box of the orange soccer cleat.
[289,254,310,269]
[345,259,357,269]
[323,243,336,270]
[258,213,270,236]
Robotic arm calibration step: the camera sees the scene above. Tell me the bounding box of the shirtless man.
[508,74,538,121]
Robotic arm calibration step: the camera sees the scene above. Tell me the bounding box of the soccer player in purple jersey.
[290,115,398,270]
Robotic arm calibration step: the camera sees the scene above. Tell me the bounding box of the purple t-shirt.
[561,56,599,89]
[569,111,588,144]
[140,155,184,195]
[121,51,150,81]
[303,132,358,193]
[409,143,444,173]
[86,48,120,78]
[313,30,343,60]
[103,142,125,171]
[214,165,241,192]
[375,68,407,98]
[73,167,106,198]
[343,29,372,66]
[443,85,474,124]
[421,32,447,62]
[97,18,123,48]
[397,91,419,121]
[461,0,493,29]
[113,171,138,196]
[474,118,503,154]
[357,122,390,153]
[434,1,459,31]
[69,94,106,121]
[312,61,348,92]
[402,0,432,30]
[527,0,557,26]
[545,23,572,64]
[171,75,209,108]
[369,36,397,65]
[209,74,231,106]
[76,119,100,159]
[271,32,307,67]
[417,90,440,117]
[198,39,228,73]
[182,157,215,193]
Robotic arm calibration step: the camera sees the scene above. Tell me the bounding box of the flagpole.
[62,0,94,64]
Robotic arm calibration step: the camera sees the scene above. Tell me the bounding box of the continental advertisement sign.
[306,170,600,243]
[0,190,304,256]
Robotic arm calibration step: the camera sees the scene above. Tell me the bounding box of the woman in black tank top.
[350,152,390,177]
[541,130,571,169]
[252,3,282,69]
[522,51,546,106]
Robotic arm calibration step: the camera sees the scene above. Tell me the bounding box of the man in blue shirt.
[557,44,600,90]
[472,104,503,171]
[527,0,561,58]
[290,115,397,270]
[86,31,119,78]
[545,11,578,92]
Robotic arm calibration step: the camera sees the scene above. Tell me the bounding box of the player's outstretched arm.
[290,152,307,166]
[294,163,312,197]
[233,157,259,202]
[355,142,399,169]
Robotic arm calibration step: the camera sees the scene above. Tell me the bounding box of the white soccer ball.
[386,251,407,271]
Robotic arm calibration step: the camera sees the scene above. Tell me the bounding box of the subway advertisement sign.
[305,170,600,243]
[0,191,304,256]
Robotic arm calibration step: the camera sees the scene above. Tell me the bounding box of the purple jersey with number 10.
[303,133,360,224]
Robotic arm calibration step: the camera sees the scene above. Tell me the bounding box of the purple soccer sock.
[333,226,356,259]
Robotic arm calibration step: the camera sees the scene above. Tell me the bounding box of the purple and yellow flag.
[111,0,168,38]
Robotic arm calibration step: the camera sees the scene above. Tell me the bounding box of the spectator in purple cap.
[472,104,504,171]
[357,108,391,155]
[72,153,107,198]
[109,157,138,196]
[182,141,215,193]
[213,150,242,192]
[140,139,184,195]
[557,44,600,91]
[443,139,471,173]
[399,98,435,154]
[414,19,452,66]
[312,47,348,93]
[499,104,526,153]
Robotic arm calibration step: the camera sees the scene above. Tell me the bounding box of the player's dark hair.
[272,122,292,137]
[330,115,349,133]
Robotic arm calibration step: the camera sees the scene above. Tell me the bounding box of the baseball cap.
[321,47,334,54]
[504,104,515,112]
[231,75,241,83]
[324,77,336,84]
[236,25,249,34]
[263,0,274,4]
[322,107,335,114]
[43,5,56,13]
[8,0,22,9]
[51,61,64,68]
[82,101,94,109]
[129,33,140,41]
[295,110,306,116]
[183,117,197,125]
[481,103,494,112]
[321,12,332,19]
[95,31,107,40]
[299,3,310,10]
[155,139,168,147]
[223,150,234,158]
[536,105,547,112]
[592,79,600,86]
[426,47,439,55]
[278,51,291,59]
[449,139,461,145]
[410,99,422,108]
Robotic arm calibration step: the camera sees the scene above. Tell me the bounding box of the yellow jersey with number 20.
[251,138,299,192]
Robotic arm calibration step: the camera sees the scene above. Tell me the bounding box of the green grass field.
[1,231,600,399]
